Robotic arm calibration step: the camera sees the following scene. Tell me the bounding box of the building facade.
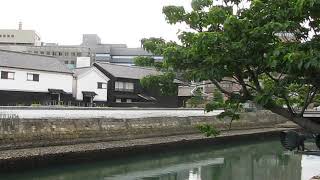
[0,50,73,106]
[0,23,41,46]
[94,62,179,107]
[73,66,110,106]
[0,30,162,68]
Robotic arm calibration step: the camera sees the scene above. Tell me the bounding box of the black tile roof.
[0,50,72,74]
[95,62,161,80]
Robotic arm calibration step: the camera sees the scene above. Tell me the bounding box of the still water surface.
[1,140,319,180]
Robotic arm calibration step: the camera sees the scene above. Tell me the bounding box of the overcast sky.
[0,0,195,47]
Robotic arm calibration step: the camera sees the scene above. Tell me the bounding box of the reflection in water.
[0,140,318,180]
[301,155,320,180]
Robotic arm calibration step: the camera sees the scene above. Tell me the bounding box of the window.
[46,51,51,55]
[0,35,2,37]
[115,81,124,91]
[33,51,38,54]
[65,52,69,56]
[97,82,107,89]
[7,35,10,37]
[27,73,39,82]
[70,61,75,65]
[52,52,56,56]
[58,52,63,56]
[11,35,14,38]
[3,35,6,38]
[71,52,76,56]
[116,99,121,103]
[40,51,44,55]
[126,99,132,103]
[115,81,134,92]
[126,83,134,91]
[1,71,14,80]
[76,52,82,56]
[64,61,68,64]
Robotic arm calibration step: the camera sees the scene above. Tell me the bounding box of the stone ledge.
[0,127,297,172]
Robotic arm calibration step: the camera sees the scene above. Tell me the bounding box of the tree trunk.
[267,106,320,133]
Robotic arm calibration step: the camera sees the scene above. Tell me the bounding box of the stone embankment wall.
[0,110,287,150]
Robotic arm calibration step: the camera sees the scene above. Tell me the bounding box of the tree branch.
[211,79,235,96]
[300,86,318,116]
[267,104,320,133]
[246,66,262,92]
[265,72,278,82]
[281,91,296,116]
[231,77,257,91]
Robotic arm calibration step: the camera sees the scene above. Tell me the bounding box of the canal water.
[1,139,319,180]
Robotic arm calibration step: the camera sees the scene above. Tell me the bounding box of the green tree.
[213,89,224,104]
[187,88,205,107]
[140,72,178,96]
[134,56,155,67]
[141,0,320,133]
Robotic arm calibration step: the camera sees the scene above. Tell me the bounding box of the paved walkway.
[0,108,222,119]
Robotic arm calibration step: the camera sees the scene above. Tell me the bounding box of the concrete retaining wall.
[0,110,287,150]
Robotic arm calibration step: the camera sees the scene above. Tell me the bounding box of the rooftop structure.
[0,26,161,68]
[0,49,71,74]
[0,22,41,46]
[81,34,101,46]
[94,62,161,79]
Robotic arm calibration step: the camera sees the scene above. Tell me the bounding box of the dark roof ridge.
[112,47,144,49]
[95,62,157,71]
[74,66,92,69]
[0,50,72,74]
[0,49,55,58]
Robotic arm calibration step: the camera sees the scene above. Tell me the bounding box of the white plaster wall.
[0,67,73,93]
[0,109,223,119]
[75,68,109,101]
[0,30,40,45]
[76,57,91,68]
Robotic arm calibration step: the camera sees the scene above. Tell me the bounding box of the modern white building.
[73,66,110,106]
[0,30,162,68]
[0,22,41,46]
[0,50,73,106]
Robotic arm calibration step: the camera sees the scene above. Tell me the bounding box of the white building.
[73,66,110,106]
[0,22,41,46]
[0,50,73,106]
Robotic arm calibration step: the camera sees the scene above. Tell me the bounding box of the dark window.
[27,73,39,82]
[34,51,38,54]
[3,35,6,38]
[65,52,69,56]
[58,52,63,56]
[77,52,82,56]
[40,51,44,55]
[97,82,107,89]
[1,71,14,80]
[0,35,2,37]
[71,52,76,56]
[64,61,68,64]
[115,81,134,92]
[70,61,75,65]
[11,35,14,38]
[52,52,56,56]
[33,74,39,81]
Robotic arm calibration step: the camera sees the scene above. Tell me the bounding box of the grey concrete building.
[0,26,162,68]
[0,22,41,46]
